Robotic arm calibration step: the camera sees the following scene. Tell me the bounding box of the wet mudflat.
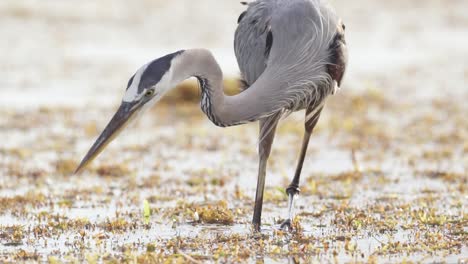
[0,85,466,263]
[1,0,467,262]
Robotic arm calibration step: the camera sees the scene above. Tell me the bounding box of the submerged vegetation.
[0,82,466,262]
[1,0,467,261]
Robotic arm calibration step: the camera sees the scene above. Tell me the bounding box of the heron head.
[75,50,185,174]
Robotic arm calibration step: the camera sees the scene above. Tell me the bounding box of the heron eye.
[144,89,155,97]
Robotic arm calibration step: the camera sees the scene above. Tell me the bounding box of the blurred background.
[1,0,466,108]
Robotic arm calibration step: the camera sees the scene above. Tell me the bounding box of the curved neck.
[170,49,277,127]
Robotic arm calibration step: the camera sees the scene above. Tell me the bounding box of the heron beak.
[74,101,141,174]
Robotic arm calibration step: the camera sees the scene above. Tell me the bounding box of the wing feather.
[234,1,273,86]
[233,0,347,119]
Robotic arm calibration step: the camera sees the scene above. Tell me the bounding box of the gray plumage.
[235,0,342,106]
[233,0,346,140]
[75,0,348,231]
[171,0,346,128]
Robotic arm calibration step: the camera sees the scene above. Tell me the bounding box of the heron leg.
[252,113,281,231]
[281,106,323,230]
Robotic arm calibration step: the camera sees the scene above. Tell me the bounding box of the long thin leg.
[281,106,323,230]
[252,113,281,231]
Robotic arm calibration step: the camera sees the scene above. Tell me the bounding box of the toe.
[280,219,292,231]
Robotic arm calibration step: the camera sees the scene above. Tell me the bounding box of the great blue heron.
[75,0,347,231]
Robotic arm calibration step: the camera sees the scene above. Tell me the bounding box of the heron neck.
[171,49,274,127]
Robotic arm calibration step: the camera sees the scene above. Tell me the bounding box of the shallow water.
[0,95,466,262]
[1,0,467,263]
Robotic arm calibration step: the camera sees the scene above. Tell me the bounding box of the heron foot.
[281,185,300,232]
[280,219,292,231]
[252,222,261,232]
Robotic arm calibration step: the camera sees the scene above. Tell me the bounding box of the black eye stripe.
[126,74,135,90]
[138,50,184,93]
